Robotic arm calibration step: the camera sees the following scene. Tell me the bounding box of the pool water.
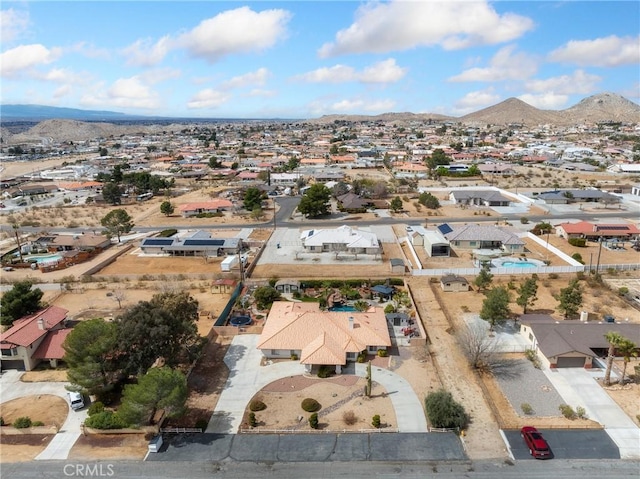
[329,305,357,312]
[499,261,537,268]
[229,316,252,327]
[34,254,63,264]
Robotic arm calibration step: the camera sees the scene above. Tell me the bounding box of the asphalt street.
[503,429,620,460]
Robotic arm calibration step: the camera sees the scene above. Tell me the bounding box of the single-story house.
[409,227,450,257]
[336,193,370,212]
[257,302,391,374]
[477,164,516,176]
[440,275,470,292]
[519,314,640,369]
[274,279,301,294]
[536,189,620,205]
[442,224,525,253]
[449,190,511,207]
[300,225,381,255]
[179,199,234,217]
[211,278,237,294]
[140,230,241,256]
[0,306,71,371]
[34,233,111,252]
[556,221,640,241]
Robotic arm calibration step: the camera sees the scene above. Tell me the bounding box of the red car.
[521,426,552,459]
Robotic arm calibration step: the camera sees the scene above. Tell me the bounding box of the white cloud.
[122,36,173,67]
[524,70,600,95]
[548,35,640,67]
[53,85,72,99]
[178,6,291,63]
[518,93,569,110]
[449,45,537,82]
[81,76,160,110]
[139,68,182,85]
[41,68,89,85]
[68,42,111,60]
[309,97,396,116]
[0,44,61,78]
[220,68,270,89]
[318,1,534,58]
[295,59,406,84]
[452,89,501,115]
[1,8,30,43]
[187,89,231,109]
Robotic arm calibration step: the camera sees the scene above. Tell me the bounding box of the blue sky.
[1,1,638,119]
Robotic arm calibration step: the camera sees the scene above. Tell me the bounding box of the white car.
[67,391,85,410]
[406,225,413,232]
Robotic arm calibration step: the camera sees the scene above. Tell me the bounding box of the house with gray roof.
[449,189,511,207]
[519,314,640,369]
[536,189,620,205]
[140,230,241,256]
[443,224,525,253]
[300,225,381,255]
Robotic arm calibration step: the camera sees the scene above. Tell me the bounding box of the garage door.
[0,360,25,371]
[556,356,586,368]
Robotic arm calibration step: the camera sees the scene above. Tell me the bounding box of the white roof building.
[300,225,381,254]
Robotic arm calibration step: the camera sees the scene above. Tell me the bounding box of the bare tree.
[111,289,127,309]
[458,323,502,371]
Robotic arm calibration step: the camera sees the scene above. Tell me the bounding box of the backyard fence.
[239,428,398,434]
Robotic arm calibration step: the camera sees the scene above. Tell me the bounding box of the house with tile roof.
[300,225,381,255]
[519,314,640,369]
[179,199,233,217]
[556,221,640,241]
[257,302,391,373]
[0,306,70,371]
[443,224,525,253]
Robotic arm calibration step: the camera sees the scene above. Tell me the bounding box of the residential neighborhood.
[1,98,639,474]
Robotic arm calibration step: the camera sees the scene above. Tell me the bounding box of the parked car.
[521,426,552,459]
[406,225,413,232]
[67,391,85,410]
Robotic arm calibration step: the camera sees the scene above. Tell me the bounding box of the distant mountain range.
[1,93,639,144]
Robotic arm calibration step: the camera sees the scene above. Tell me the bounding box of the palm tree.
[603,331,623,386]
[616,338,638,385]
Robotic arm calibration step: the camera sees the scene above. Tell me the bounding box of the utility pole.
[12,223,24,263]
[595,236,603,275]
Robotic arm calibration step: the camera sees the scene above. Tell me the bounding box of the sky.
[1,1,639,119]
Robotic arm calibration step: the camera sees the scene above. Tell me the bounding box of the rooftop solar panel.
[183,239,225,246]
[438,224,453,235]
[143,238,174,246]
[596,226,629,231]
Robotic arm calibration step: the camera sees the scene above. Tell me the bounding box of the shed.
[390,258,405,274]
[440,275,470,292]
[275,279,301,294]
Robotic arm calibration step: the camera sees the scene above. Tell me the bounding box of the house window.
[469,241,477,247]
[1,347,18,356]
[270,350,277,356]
[529,333,533,341]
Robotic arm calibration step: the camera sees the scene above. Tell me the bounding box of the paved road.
[503,429,620,460]
[3,458,639,479]
[0,370,88,460]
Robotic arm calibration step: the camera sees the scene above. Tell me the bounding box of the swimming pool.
[24,254,63,264]
[329,305,357,312]
[229,315,252,327]
[493,257,545,268]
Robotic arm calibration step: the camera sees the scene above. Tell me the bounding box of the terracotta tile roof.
[33,329,72,360]
[0,306,69,347]
[257,302,390,365]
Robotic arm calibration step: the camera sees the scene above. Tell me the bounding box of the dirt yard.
[69,433,150,460]
[0,434,55,462]
[603,381,640,426]
[0,395,68,428]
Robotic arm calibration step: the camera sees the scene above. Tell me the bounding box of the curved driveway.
[0,370,87,460]
[206,335,427,434]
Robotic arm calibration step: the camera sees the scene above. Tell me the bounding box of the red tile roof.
[0,306,68,347]
[33,328,72,360]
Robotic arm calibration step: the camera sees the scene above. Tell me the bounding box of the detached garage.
[556,356,589,368]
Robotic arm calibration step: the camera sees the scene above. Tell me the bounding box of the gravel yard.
[493,359,564,417]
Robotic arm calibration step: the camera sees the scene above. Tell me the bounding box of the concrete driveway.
[206,335,428,434]
[542,367,640,459]
[0,369,87,460]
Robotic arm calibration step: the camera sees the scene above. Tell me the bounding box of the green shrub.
[249,400,267,412]
[0,417,4,426]
[618,286,629,296]
[377,349,388,357]
[520,217,529,224]
[571,253,584,264]
[559,404,576,419]
[13,417,32,429]
[317,365,333,378]
[356,352,366,363]
[384,304,396,314]
[575,406,587,419]
[292,291,301,299]
[372,414,381,428]
[301,398,321,413]
[248,412,257,428]
[158,229,178,237]
[520,403,533,415]
[32,421,44,427]
[424,390,469,429]
[568,238,587,247]
[84,410,128,429]
[290,353,298,361]
[87,401,105,416]
[309,413,319,429]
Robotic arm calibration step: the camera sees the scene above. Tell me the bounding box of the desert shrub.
[317,365,333,378]
[0,417,4,426]
[356,352,366,363]
[548,273,559,280]
[372,414,381,428]
[13,417,32,429]
[84,410,128,429]
[424,390,469,429]
[248,412,257,427]
[377,349,388,357]
[301,398,321,413]
[309,413,319,429]
[342,410,357,426]
[290,353,298,361]
[524,349,541,368]
[520,403,534,415]
[576,406,588,419]
[559,404,576,419]
[568,238,587,247]
[158,229,178,237]
[520,217,529,224]
[195,418,208,430]
[32,421,44,426]
[87,401,105,416]
[571,253,584,264]
[249,400,267,412]
[618,287,629,296]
